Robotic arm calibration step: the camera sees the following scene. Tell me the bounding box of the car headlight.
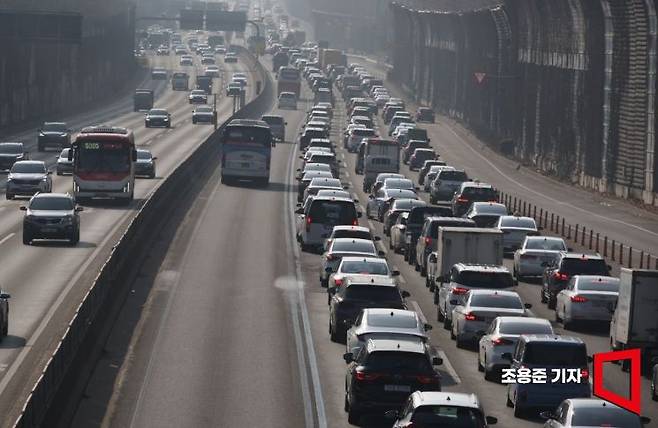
[41,177,48,182]
[38,132,45,137]
[62,216,73,225]
[163,118,169,121]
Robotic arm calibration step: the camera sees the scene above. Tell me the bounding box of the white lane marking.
[441,124,658,239]
[284,112,327,428]
[410,300,461,384]
[0,233,14,246]
[368,220,375,229]
[398,275,407,284]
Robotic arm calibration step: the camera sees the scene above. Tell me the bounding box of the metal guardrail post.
[612,239,616,261]
[604,236,608,257]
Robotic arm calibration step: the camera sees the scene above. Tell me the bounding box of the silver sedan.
[496,215,539,253]
[513,236,568,279]
[345,308,431,355]
[478,316,553,381]
[555,275,620,329]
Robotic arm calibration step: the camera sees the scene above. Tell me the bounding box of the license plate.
[384,385,410,392]
[41,228,56,233]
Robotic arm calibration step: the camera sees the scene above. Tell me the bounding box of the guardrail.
[499,190,658,271]
[13,47,273,428]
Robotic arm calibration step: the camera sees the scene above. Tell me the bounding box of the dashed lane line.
[0,233,15,246]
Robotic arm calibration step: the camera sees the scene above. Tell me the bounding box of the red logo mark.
[593,349,641,414]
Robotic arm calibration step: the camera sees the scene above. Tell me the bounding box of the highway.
[87,50,658,428]
[0,41,259,423]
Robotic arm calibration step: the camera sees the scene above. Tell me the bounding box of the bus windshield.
[76,141,131,173]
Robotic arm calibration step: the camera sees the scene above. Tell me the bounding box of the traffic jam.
[273,31,657,427]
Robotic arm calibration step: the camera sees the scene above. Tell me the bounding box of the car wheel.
[347,402,361,425]
[555,307,562,323]
[420,263,427,277]
[425,276,431,288]
[484,364,497,382]
[513,402,526,418]
[477,354,484,372]
[22,230,31,245]
[437,306,445,322]
[450,326,456,341]
[506,392,514,408]
[329,320,339,343]
[414,260,420,272]
[548,297,556,310]
[70,229,80,246]
[563,311,573,330]
[149,172,156,179]
[57,171,62,176]
[403,249,409,261]
[5,193,13,200]
[443,313,451,330]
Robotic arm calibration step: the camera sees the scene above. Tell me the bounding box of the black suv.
[0,142,27,171]
[403,207,453,264]
[343,337,442,424]
[21,193,83,245]
[451,182,498,216]
[38,122,71,151]
[541,252,611,309]
[329,278,409,343]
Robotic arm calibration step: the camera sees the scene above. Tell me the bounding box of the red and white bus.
[70,125,136,204]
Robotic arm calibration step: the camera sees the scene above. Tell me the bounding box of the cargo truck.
[610,269,658,372]
[355,139,400,192]
[272,51,289,72]
[319,49,347,72]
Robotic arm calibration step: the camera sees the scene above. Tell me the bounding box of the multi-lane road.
[0,43,258,423]
[68,46,658,428]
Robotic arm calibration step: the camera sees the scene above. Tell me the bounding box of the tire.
[420,263,427,277]
[425,276,431,288]
[2,317,7,337]
[149,171,156,179]
[57,171,62,176]
[450,326,456,340]
[443,315,451,330]
[652,380,658,401]
[347,405,361,425]
[548,296,556,310]
[414,261,421,272]
[555,308,562,323]
[484,365,497,382]
[22,230,31,245]
[506,393,514,408]
[437,306,445,322]
[540,287,548,303]
[403,249,409,261]
[69,229,80,246]
[513,403,526,418]
[477,355,484,372]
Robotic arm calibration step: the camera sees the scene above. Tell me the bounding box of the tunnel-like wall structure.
[391,0,658,206]
[0,1,136,130]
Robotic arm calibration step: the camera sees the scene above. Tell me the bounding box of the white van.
[295,196,361,252]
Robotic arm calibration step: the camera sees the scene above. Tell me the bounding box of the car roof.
[332,238,374,245]
[345,275,397,287]
[32,192,72,199]
[574,275,620,284]
[365,337,425,354]
[454,263,510,273]
[309,196,354,203]
[413,148,434,153]
[410,391,481,409]
[496,316,551,325]
[308,177,341,186]
[560,252,605,260]
[564,398,629,410]
[13,160,44,166]
[136,149,152,154]
[519,334,585,345]
[340,256,386,264]
[467,289,519,297]
[364,308,415,318]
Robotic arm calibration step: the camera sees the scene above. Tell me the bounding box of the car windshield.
[499,321,553,335]
[43,123,67,132]
[262,116,284,125]
[76,142,131,173]
[149,109,167,115]
[474,204,507,215]
[191,90,205,95]
[500,217,536,229]
[525,238,566,251]
[309,201,357,224]
[0,144,23,154]
[411,406,485,428]
[352,129,376,137]
[364,351,431,373]
[137,151,151,160]
[456,271,515,288]
[523,343,587,366]
[440,170,468,181]
[317,190,350,199]
[561,258,609,275]
[570,407,642,427]
[331,240,376,254]
[12,163,45,173]
[30,197,73,211]
[367,313,417,329]
[309,178,341,188]
[469,294,523,309]
[577,277,620,292]
[341,260,388,275]
[384,179,414,189]
[59,149,70,158]
[387,190,418,200]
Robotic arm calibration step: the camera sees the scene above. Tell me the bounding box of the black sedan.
[38,122,71,151]
[135,149,156,178]
[144,109,171,128]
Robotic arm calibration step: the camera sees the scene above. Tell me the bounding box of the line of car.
[284,41,652,426]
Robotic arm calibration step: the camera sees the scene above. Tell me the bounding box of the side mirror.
[378,250,385,257]
[357,212,363,218]
[325,267,333,273]
[486,416,498,425]
[132,150,138,162]
[19,206,27,211]
[449,299,459,305]
[75,206,84,212]
[524,303,532,309]
[343,186,349,190]
[285,122,288,125]
[414,186,420,191]
[391,270,400,277]
[539,411,556,420]
[501,352,512,362]
[432,356,443,366]
[641,416,651,425]
[295,208,304,214]
[296,168,301,172]
[342,352,353,363]
[47,171,52,175]
[424,323,433,331]
[427,138,431,142]
[401,290,411,298]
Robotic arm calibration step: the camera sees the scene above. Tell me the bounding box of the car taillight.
[457,197,469,203]
[554,271,569,281]
[416,374,439,384]
[581,368,589,380]
[305,216,312,232]
[452,287,469,295]
[570,295,588,303]
[326,254,335,261]
[334,278,343,287]
[352,218,359,226]
[355,370,382,381]
[464,312,477,321]
[492,338,513,346]
[424,237,432,247]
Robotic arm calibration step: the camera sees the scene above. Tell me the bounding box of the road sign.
[206,10,246,31]
[474,72,486,84]
[179,9,204,30]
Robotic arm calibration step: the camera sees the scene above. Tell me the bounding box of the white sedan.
[555,275,620,329]
[451,289,531,348]
[319,239,383,287]
[327,256,397,295]
[513,236,568,279]
[346,308,431,355]
[478,316,553,381]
